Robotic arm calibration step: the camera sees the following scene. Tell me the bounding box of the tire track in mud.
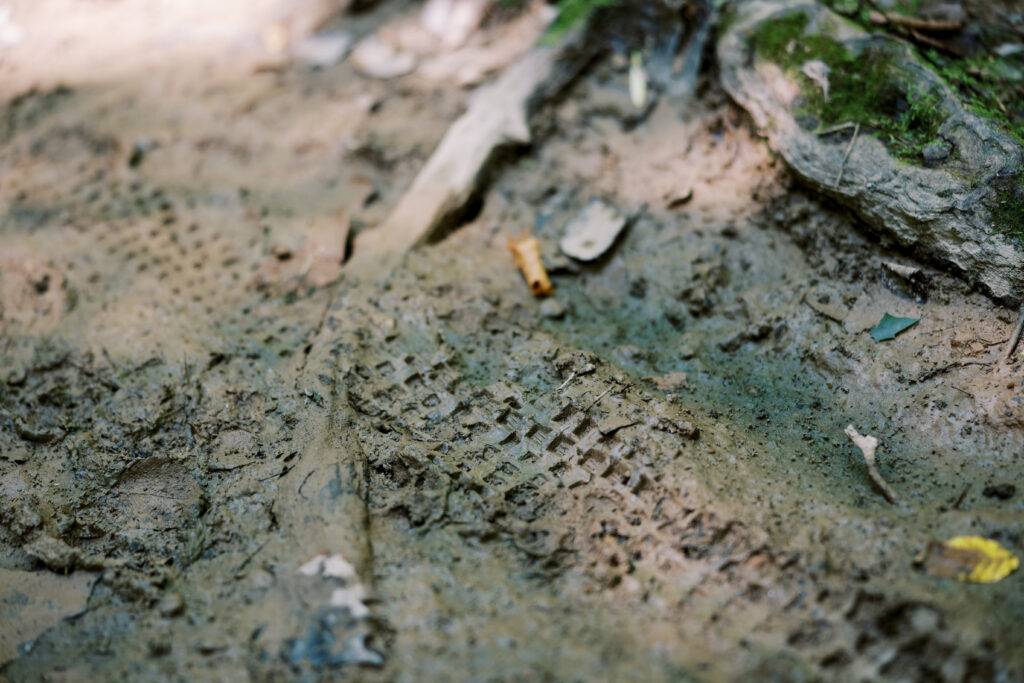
[328,283,1009,682]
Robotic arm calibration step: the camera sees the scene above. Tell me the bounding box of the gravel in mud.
[1,3,1023,681]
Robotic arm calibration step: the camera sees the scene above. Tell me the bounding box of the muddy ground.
[1,0,1023,681]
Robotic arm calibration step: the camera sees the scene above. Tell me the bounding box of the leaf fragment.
[923,536,1020,584]
[869,312,919,342]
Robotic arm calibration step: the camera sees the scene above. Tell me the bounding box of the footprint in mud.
[106,457,204,553]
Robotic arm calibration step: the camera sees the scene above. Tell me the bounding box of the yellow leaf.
[942,536,1020,584]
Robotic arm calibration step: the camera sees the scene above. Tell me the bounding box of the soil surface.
[1,1,1023,681]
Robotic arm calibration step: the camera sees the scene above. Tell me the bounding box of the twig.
[868,10,963,32]
[908,29,963,56]
[817,121,856,136]
[234,539,269,574]
[1005,304,1024,362]
[861,0,963,55]
[844,425,900,505]
[952,484,969,510]
[834,123,859,188]
[914,360,994,383]
[556,371,577,391]
[584,385,615,411]
[861,0,907,36]
[976,335,1010,348]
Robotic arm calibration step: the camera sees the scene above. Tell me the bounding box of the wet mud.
[1,2,1023,681]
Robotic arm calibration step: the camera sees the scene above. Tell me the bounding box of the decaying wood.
[354,33,592,259]
[844,425,900,505]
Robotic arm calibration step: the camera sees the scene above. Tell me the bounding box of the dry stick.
[952,484,970,510]
[834,123,859,188]
[349,28,594,264]
[817,121,856,136]
[867,10,964,32]
[556,371,577,391]
[844,425,900,505]
[1005,303,1024,362]
[861,0,962,55]
[908,29,962,56]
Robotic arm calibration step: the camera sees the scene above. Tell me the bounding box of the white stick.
[844,425,900,505]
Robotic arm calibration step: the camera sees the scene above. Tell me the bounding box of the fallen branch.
[353,31,594,260]
[868,10,963,33]
[844,425,900,505]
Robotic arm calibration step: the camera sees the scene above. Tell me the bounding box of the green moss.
[751,13,848,68]
[542,0,617,44]
[927,51,1024,147]
[991,180,1024,242]
[751,12,945,160]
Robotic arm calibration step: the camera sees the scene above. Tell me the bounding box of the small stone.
[559,200,629,261]
[158,592,185,618]
[921,139,951,165]
[539,299,566,319]
[292,31,352,67]
[983,483,1016,500]
[351,36,416,80]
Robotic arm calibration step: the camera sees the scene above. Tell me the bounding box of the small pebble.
[540,299,566,319]
[158,592,185,617]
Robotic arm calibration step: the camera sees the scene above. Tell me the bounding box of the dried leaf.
[923,536,1020,584]
[800,59,830,99]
